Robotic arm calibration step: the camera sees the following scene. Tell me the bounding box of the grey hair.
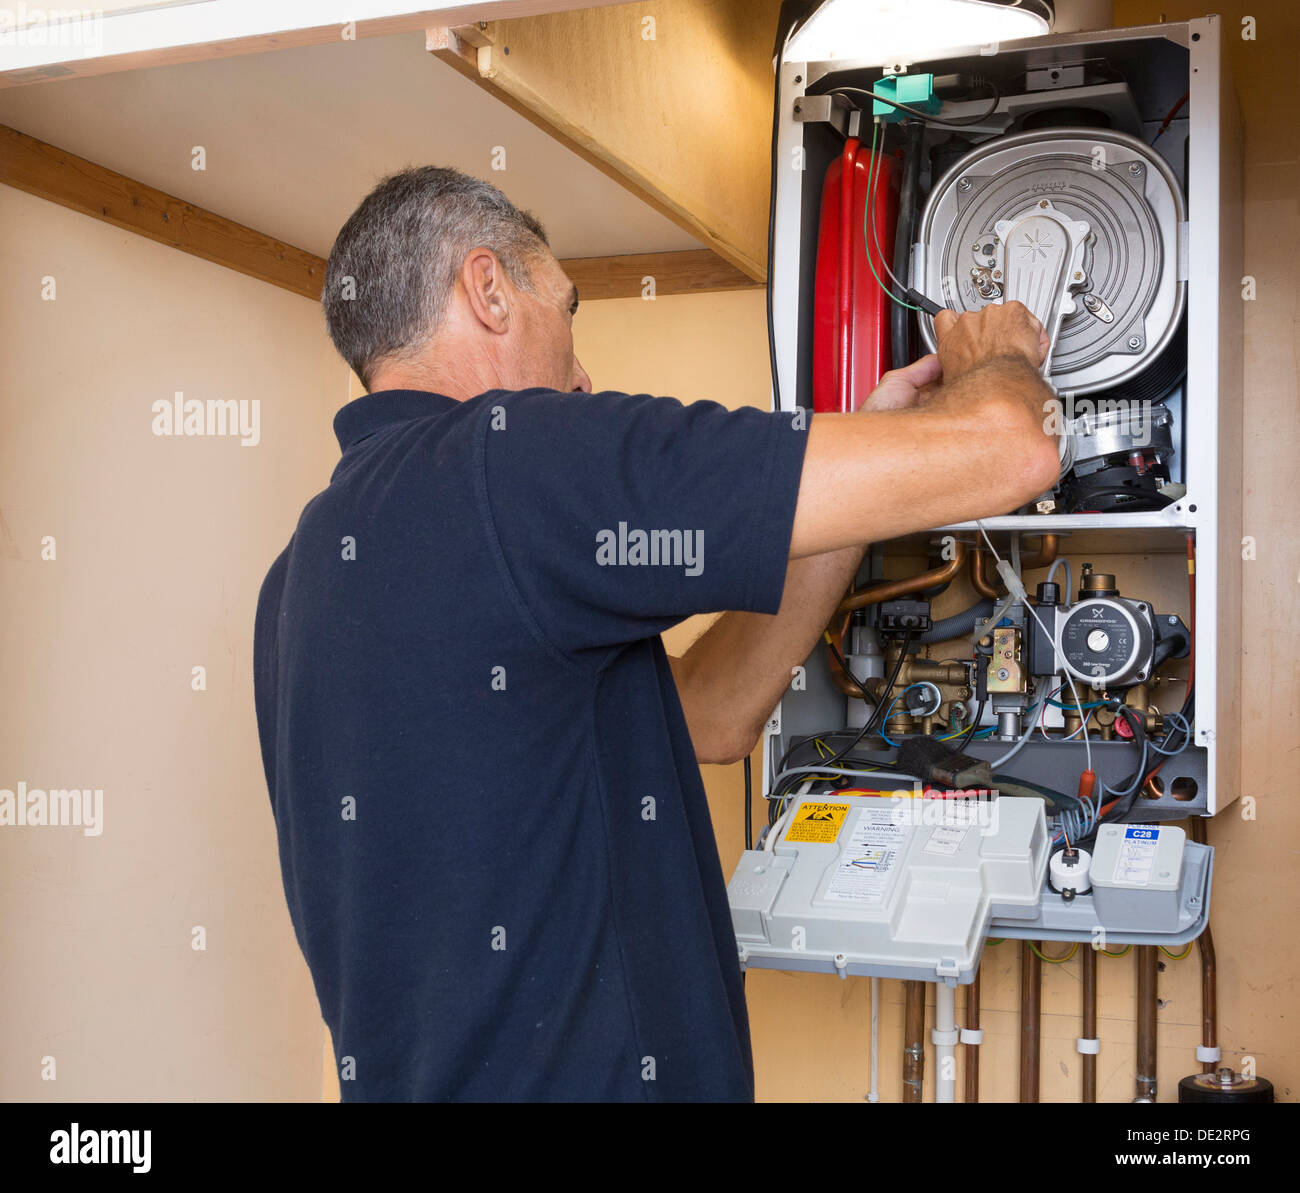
[322,166,550,388]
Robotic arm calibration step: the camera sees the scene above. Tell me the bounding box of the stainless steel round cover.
[915,128,1185,395]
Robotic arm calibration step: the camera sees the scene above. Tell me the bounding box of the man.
[254,166,1058,1102]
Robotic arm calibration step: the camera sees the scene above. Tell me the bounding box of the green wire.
[862,119,923,314]
[1160,942,1194,961]
[1098,944,1133,958]
[1030,941,1078,964]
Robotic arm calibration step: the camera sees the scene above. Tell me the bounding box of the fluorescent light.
[786,0,1052,66]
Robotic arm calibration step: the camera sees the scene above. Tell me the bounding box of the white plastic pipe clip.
[931,1028,960,1047]
[959,1027,983,1046]
[1196,1045,1222,1063]
[1077,1038,1101,1055]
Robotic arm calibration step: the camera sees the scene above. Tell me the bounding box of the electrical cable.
[1030,942,1078,965]
[979,523,1093,774]
[827,80,1002,128]
[1044,557,1073,601]
[863,121,923,312]
[954,696,987,752]
[743,754,753,852]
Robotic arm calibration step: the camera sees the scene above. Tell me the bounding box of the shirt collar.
[333,389,461,450]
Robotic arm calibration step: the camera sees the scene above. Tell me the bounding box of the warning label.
[824,808,909,904]
[784,801,851,844]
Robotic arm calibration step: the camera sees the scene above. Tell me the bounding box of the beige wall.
[0,186,341,1099]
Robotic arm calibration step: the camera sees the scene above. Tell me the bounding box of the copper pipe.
[969,534,1060,600]
[1136,946,1159,1101]
[964,966,981,1103]
[1019,942,1041,1102]
[1188,817,1219,1073]
[1021,533,1059,570]
[1082,944,1097,1102]
[837,541,967,617]
[903,980,926,1103]
[827,642,869,698]
[970,548,1001,599]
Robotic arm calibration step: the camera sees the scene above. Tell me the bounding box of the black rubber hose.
[918,599,995,644]
[890,119,925,369]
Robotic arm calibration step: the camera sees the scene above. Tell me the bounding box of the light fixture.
[785,0,1054,66]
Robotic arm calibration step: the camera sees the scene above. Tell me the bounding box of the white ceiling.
[0,30,702,260]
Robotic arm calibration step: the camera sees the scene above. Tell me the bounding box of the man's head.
[323,166,591,396]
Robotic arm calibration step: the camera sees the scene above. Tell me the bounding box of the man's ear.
[461,248,511,335]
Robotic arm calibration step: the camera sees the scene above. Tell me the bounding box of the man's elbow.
[691,713,764,767]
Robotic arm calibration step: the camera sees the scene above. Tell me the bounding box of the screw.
[1128,162,1144,177]
[1039,199,1049,208]
[993,269,1002,278]
[1128,335,1143,350]
[996,668,1010,681]
[1074,271,1084,280]
[958,176,972,191]
[1168,616,1178,625]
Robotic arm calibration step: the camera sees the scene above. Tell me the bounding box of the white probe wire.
[978,523,1093,773]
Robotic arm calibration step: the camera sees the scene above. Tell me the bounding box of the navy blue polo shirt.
[253,386,807,1101]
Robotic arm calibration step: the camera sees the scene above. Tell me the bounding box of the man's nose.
[572,358,593,393]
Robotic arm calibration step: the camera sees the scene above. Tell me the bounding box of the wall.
[0,186,341,1099]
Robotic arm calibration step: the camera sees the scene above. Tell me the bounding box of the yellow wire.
[1097,944,1132,958]
[1160,942,1194,961]
[1030,941,1078,964]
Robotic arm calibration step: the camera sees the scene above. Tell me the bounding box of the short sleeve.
[475,388,808,659]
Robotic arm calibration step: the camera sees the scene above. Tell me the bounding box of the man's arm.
[788,303,1061,558]
[668,546,861,764]
[665,353,945,764]
[668,302,1058,763]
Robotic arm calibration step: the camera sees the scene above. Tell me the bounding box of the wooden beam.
[562,250,757,301]
[0,124,753,302]
[0,123,325,299]
[428,0,783,282]
[0,2,633,89]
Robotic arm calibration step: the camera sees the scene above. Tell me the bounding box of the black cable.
[825,81,1001,129]
[955,696,987,752]
[890,119,924,368]
[770,632,914,823]
[743,755,753,852]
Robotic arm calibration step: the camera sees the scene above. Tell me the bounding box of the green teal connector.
[873,73,941,123]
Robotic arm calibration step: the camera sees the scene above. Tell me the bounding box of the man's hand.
[859,353,943,412]
[934,300,1050,379]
